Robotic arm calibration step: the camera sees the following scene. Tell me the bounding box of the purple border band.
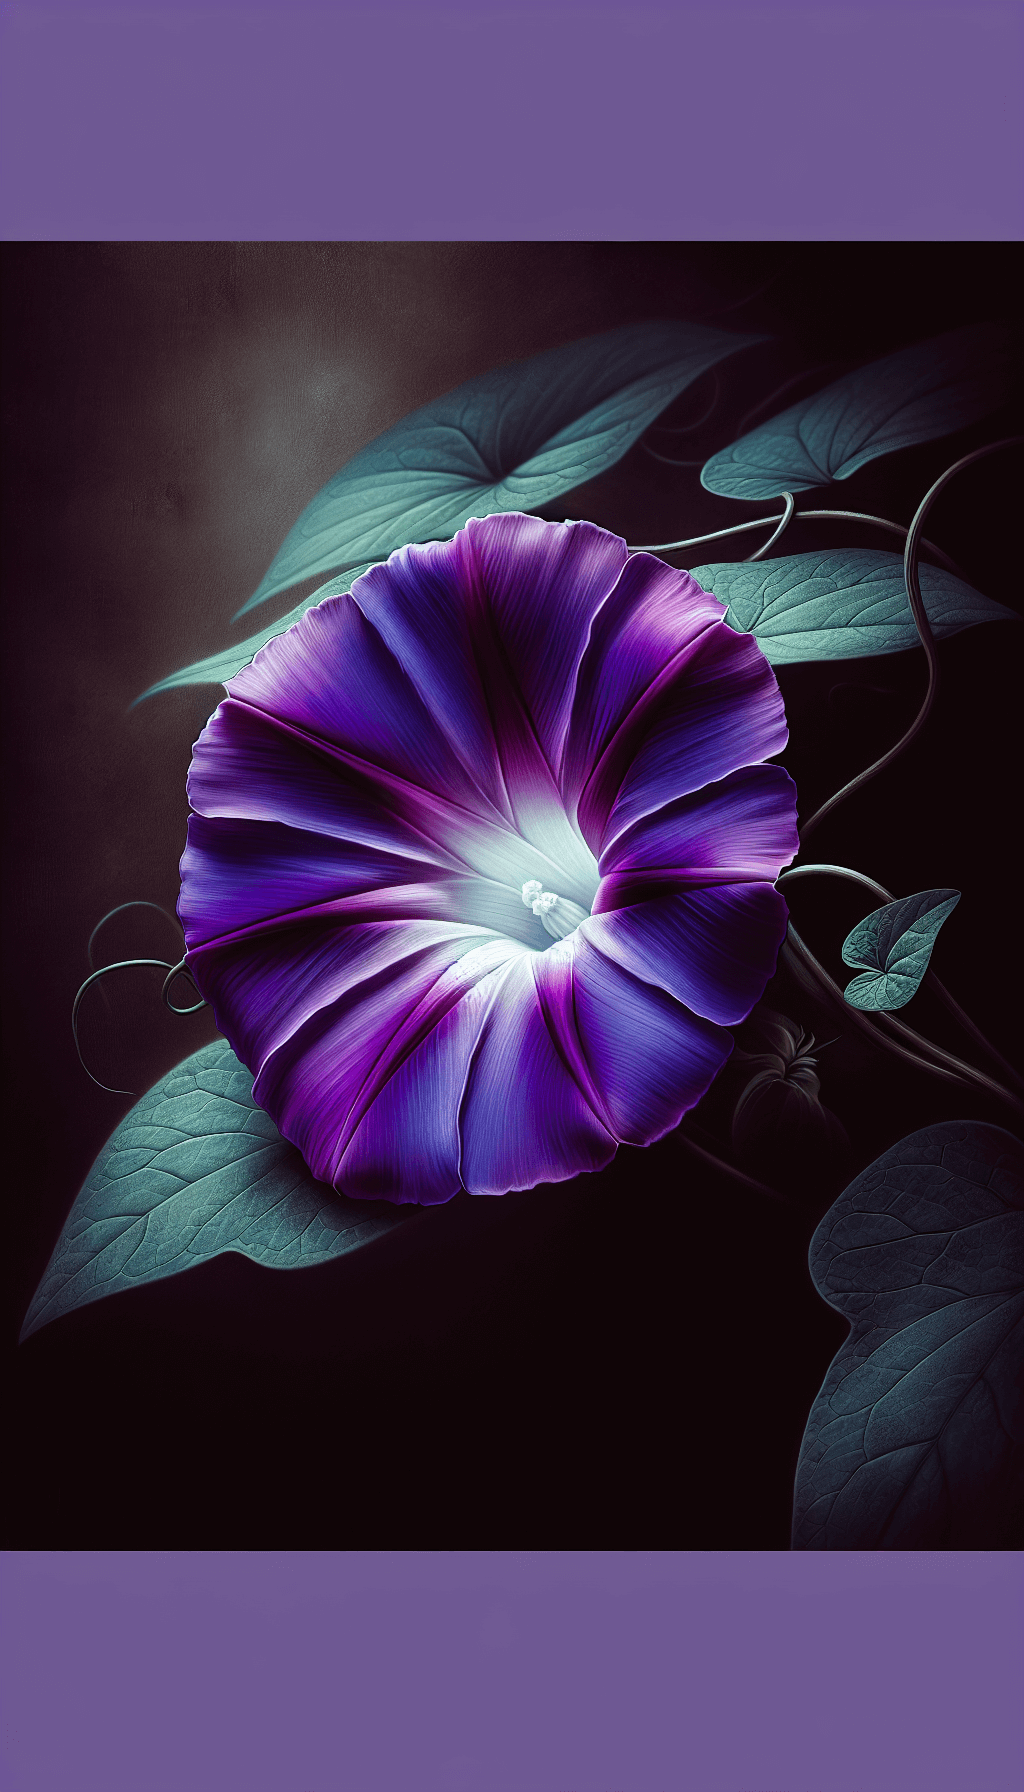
[3,1551,1023,1792]
[2,6,1022,1791]
[1,3,1022,240]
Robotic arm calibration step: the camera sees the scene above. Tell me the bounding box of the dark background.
[3,242,1021,1547]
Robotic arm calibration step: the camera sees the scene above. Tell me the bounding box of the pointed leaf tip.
[20,1037,415,1341]
[236,319,766,615]
[132,564,382,705]
[701,323,1014,500]
[691,550,1017,666]
[841,888,960,1012]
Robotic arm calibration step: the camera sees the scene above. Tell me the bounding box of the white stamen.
[522,881,589,943]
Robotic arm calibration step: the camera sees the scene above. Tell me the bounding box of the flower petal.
[192,693,599,925]
[181,825,569,957]
[575,623,789,857]
[560,553,725,812]
[188,699,465,867]
[186,918,493,1087]
[251,934,527,1192]
[581,884,790,1026]
[179,814,461,947]
[348,516,613,891]
[456,513,629,772]
[353,515,626,772]
[178,514,800,1206]
[595,764,799,905]
[334,965,514,1204]
[457,952,617,1195]
[227,590,496,823]
[565,934,733,1144]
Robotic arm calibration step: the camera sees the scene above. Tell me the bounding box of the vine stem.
[86,899,184,1014]
[72,956,206,1095]
[729,363,845,441]
[780,923,1023,1121]
[641,445,705,468]
[73,958,178,1095]
[798,437,1024,845]
[627,505,963,572]
[162,959,207,1015]
[778,864,1022,1092]
[744,491,794,561]
[86,900,183,972]
[677,1127,795,1206]
[797,511,969,580]
[647,372,721,434]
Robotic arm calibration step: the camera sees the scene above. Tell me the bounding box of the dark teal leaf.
[792,1121,1023,1548]
[20,1038,416,1341]
[689,549,1018,664]
[842,889,961,1012]
[237,320,764,615]
[133,564,380,704]
[701,323,1013,499]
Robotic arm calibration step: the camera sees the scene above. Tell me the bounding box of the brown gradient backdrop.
[3,244,1020,1546]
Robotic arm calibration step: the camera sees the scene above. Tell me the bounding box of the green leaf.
[792,1120,1023,1548]
[701,323,1013,499]
[842,888,961,1012]
[689,549,1018,664]
[20,1038,416,1341]
[133,564,380,704]
[236,319,764,616]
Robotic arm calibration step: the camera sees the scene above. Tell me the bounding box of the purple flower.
[179,514,798,1203]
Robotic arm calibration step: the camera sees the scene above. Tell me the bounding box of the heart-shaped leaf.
[133,564,380,704]
[792,1120,1023,1548]
[842,888,960,1011]
[237,319,764,616]
[20,1038,416,1341]
[701,323,1013,499]
[689,549,1018,664]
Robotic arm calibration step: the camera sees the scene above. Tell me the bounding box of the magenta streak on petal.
[178,814,460,949]
[560,551,727,817]
[190,695,505,859]
[581,885,790,1027]
[348,517,628,821]
[227,589,496,823]
[567,933,734,1144]
[441,526,604,890]
[328,937,529,1186]
[187,918,500,1087]
[594,764,800,907]
[191,695,598,915]
[182,874,546,960]
[527,943,619,1139]
[336,948,526,1203]
[347,524,610,886]
[572,617,725,854]
[591,630,790,857]
[456,952,618,1195]
[456,514,630,776]
[250,936,523,1189]
[187,700,468,869]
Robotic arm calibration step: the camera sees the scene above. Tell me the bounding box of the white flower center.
[522,880,590,943]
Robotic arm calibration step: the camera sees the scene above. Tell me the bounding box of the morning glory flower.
[178,513,798,1203]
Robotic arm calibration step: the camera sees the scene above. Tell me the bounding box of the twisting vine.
[73,905,206,1096]
[797,437,1024,844]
